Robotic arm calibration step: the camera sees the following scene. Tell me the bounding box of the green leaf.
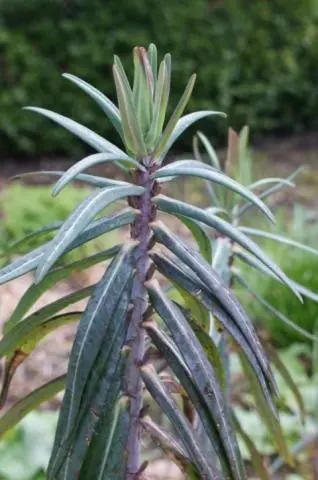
[154,196,301,300]
[4,246,120,333]
[0,312,80,409]
[175,214,212,264]
[146,56,170,148]
[148,43,158,81]
[3,221,62,256]
[10,170,126,188]
[264,343,305,425]
[0,375,65,438]
[233,415,270,480]
[80,396,130,480]
[24,107,125,156]
[234,248,318,302]
[147,281,245,480]
[237,166,303,218]
[35,185,143,282]
[154,164,275,223]
[158,110,225,160]
[52,153,144,196]
[239,353,294,467]
[0,207,135,287]
[239,226,318,256]
[113,59,147,156]
[154,74,197,157]
[171,284,210,332]
[0,287,92,358]
[196,131,221,169]
[149,232,275,391]
[248,177,294,191]
[49,244,135,467]
[132,46,154,135]
[141,415,189,459]
[234,273,318,342]
[49,294,130,479]
[62,73,123,136]
[141,364,221,480]
[152,253,278,414]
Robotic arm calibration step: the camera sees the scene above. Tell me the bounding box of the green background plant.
[0,0,318,156]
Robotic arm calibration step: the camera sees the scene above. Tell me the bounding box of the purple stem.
[124,165,157,479]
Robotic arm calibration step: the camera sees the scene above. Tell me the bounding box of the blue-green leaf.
[35,185,143,282]
[24,107,125,156]
[147,281,245,480]
[62,73,122,136]
[155,196,301,300]
[141,364,221,480]
[10,170,126,188]
[154,164,275,223]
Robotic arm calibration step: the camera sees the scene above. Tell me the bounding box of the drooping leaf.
[141,415,189,460]
[233,415,270,480]
[150,252,278,402]
[175,213,212,264]
[62,73,123,136]
[25,107,125,156]
[154,197,301,299]
[154,164,275,223]
[35,185,143,282]
[4,246,120,333]
[264,343,305,424]
[48,243,135,470]
[234,273,318,341]
[0,375,65,438]
[234,248,318,303]
[237,166,303,218]
[79,396,130,480]
[141,364,221,480]
[52,152,144,196]
[0,207,135,287]
[0,312,80,409]
[247,177,294,191]
[239,226,318,256]
[239,353,294,467]
[147,281,245,480]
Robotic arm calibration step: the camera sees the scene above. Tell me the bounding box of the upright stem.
[124,162,158,479]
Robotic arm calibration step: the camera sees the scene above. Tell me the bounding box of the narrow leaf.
[158,110,225,161]
[62,73,123,136]
[239,226,318,256]
[147,281,245,480]
[154,164,275,223]
[52,152,144,196]
[234,273,318,342]
[233,415,270,480]
[24,107,125,156]
[154,196,301,300]
[154,74,197,157]
[51,244,135,456]
[35,185,143,281]
[197,131,221,169]
[141,365,221,480]
[10,170,127,188]
[248,177,294,191]
[0,375,65,438]
[113,60,147,156]
[175,214,212,264]
[5,246,120,333]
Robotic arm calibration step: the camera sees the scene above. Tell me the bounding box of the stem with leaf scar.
[124,161,160,479]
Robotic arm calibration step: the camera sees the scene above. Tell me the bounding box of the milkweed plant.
[0,45,317,479]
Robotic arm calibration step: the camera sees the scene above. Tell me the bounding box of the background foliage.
[0,0,318,156]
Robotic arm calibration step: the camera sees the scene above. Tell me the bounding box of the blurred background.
[0,1,317,479]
